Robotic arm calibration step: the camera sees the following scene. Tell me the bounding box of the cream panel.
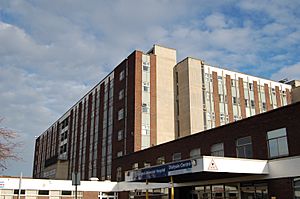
[188,58,204,135]
[153,45,177,144]
[176,58,191,138]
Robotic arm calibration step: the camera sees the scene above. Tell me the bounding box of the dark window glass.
[62,190,72,195]
[38,190,49,195]
[14,190,25,194]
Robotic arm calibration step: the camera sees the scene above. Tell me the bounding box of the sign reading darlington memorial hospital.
[130,159,195,181]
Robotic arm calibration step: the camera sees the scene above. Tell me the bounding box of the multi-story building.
[114,101,300,199]
[33,45,294,182]
[174,57,292,137]
[33,45,177,180]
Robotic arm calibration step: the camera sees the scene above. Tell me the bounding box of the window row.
[128,128,289,170]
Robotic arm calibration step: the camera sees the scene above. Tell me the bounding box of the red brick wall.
[226,75,234,123]
[212,72,220,126]
[253,81,260,114]
[114,102,300,173]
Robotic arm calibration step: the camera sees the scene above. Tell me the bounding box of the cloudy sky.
[0,0,300,176]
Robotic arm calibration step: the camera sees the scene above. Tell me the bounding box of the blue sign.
[0,181,4,188]
[132,159,194,181]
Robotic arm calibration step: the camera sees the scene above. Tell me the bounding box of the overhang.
[125,156,268,182]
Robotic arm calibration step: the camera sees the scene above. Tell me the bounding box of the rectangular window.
[249,83,253,91]
[231,79,235,87]
[119,89,124,100]
[117,151,123,157]
[245,99,249,107]
[262,102,266,111]
[118,109,124,120]
[190,148,201,159]
[117,130,123,141]
[143,82,150,92]
[233,97,237,105]
[236,136,253,158]
[119,70,125,81]
[132,163,139,170]
[116,167,122,182]
[250,100,255,108]
[62,191,72,195]
[211,143,224,157]
[156,156,165,165]
[14,190,25,195]
[144,162,151,168]
[267,128,289,158]
[38,190,49,195]
[219,94,224,103]
[172,152,181,162]
[142,103,150,113]
[143,62,150,71]
[294,178,300,199]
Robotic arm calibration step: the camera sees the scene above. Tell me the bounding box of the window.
[38,190,49,195]
[231,79,235,87]
[14,190,25,194]
[236,136,253,158]
[119,70,125,81]
[117,130,123,141]
[117,151,123,157]
[250,100,255,108]
[118,109,124,120]
[233,115,239,121]
[62,191,72,195]
[211,143,224,157]
[249,83,253,91]
[262,102,266,111]
[143,62,150,71]
[156,156,165,165]
[233,97,237,105]
[144,162,151,168]
[119,89,124,100]
[132,163,139,170]
[190,148,201,159]
[142,103,150,113]
[245,99,249,107]
[60,143,67,154]
[219,94,224,103]
[116,167,122,182]
[143,82,150,92]
[172,152,181,162]
[220,113,225,123]
[294,178,300,199]
[267,128,289,158]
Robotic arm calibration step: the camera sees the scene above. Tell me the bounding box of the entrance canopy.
[125,156,269,182]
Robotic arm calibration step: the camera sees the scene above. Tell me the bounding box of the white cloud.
[271,63,300,81]
[204,13,228,29]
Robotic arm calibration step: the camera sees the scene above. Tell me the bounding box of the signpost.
[72,172,80,199]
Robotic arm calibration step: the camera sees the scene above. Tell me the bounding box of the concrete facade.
[174,58,292,138]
